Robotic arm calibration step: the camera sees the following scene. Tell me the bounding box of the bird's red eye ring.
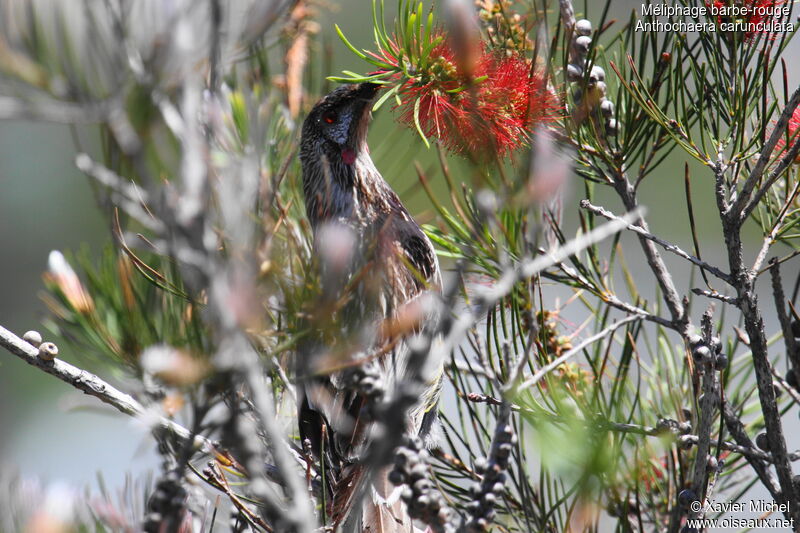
[322,110,337,124]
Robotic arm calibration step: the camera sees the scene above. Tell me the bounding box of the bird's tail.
[332,464,414,533]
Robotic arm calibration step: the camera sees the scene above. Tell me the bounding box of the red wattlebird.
[298,82,443,532]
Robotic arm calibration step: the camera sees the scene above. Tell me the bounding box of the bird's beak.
[355,82,381,101]
[349,83,381,148]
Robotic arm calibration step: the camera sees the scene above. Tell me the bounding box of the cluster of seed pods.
[388,435,452,532]
[566,18,617,136]
[462,423,516,532]
[144,472,188,532]
[688,334,727,371]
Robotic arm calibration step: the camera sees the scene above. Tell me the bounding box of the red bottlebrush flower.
[775,104,800,164]
[707,0,786,42]
[374,34,560,159]
[640,456,667,492]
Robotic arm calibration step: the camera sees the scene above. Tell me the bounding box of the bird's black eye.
[322,110,337,124]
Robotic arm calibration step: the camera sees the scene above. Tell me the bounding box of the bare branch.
[74,153,164,232]
[581,199,732,283]
[610,174,688,334]
[515,314,642,393]
[691,288,738,305]
[730,84,800,219]
[0,323,213,454]
[0,96,111,123]
[770,260,800,373]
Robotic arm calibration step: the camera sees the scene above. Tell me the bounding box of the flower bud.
[46,251,94,314]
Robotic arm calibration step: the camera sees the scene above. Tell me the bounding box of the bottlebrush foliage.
[332,0,559,159]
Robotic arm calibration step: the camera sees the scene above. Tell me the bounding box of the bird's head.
[300,82,380,166]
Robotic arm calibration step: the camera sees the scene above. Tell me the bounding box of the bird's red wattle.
[342,148,356,165]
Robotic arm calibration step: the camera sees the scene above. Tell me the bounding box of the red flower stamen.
[376,34,560,159]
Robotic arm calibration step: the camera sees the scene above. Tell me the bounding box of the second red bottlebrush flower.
[776,104,800,164]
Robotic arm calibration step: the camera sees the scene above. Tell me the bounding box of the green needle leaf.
[373,84,400,111]
[413,96,430,148]
[335,25,368,60]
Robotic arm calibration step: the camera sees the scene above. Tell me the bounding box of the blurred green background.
[1,0,799,495]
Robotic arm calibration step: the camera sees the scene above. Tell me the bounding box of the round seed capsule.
[38,342,58,361]
[787,369,799,389]
[575,19,593,36]
[600,99,615,117]
[409,464,427,481]
[469,482,482,496]
[388,469,405,485]
[688,334,703,348]
[773,383,783,398]
[566,63,583,81]
[23,330,42,348]
[590,65,606,83]
[678,488,697,508]
[710,336,722,354]
[574,35,592,55]
[693,345,712,363]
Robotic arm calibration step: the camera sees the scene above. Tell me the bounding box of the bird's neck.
[302,148,391,231]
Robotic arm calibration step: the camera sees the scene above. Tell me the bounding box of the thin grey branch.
[610,175,688,334]
[0,323,213,454]
[723,405,782,499]
[751,179,800,276]
[770,260,800,373]
[581,199,732,283]
[75,153,164,232]
[516,314,643,392]
[688,311,718,522]
[0,96,111,123]
[691,288,738,305]
[440,211,642,359]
